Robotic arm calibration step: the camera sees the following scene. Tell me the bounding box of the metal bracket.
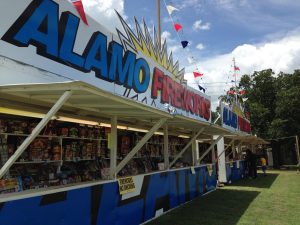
[0,90,73,179]
[198,135,223,164]
[115,118,167,175]
[169,127,205,169]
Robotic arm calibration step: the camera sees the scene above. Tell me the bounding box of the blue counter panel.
[226,160,246,183]
[0,165,217,225]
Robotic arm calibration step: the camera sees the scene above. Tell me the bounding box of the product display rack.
[0,115,192,194]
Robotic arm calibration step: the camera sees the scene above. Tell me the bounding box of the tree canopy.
[221,69,300,139]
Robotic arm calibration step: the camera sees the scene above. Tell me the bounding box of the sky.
[82,0,300,109]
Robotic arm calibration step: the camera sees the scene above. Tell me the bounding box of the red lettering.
[203,99,211,121]
[150,69,211,120]
[173,82,182,108]
[151,68,164,99]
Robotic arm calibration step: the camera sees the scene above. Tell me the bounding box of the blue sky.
[84,0,300,109]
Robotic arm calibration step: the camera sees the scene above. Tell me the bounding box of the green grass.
[147,170,300,225]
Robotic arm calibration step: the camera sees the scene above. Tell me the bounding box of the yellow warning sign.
[118,177,136,195]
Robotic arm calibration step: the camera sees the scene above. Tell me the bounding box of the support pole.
[233,140,236,159]
[192,132,197,166]
[115,118,167,174]
[195,140,200,166]
[163,124,169,169]
[228,141,242,158]
[217,139,234,161]
[169,127,205,169]
[295,135,300,169]
[110,116,117,179]
[0,90,73,179]
[198,136,223,163]
[157,0,161,49]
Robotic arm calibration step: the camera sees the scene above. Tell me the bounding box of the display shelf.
[0,133,60,139]
[0,132,106,141]
[64,158,96,162]
[61,136,106,141]
[14,160,62,164]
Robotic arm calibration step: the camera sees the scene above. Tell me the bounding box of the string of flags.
[163,1,189,49]
[70,0,88,25]
[163,0,208,93]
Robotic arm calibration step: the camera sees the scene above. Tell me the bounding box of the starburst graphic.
[115,11,185,82]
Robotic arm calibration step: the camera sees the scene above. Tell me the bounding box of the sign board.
[207,164,213,176]
[0,0,211,123]
[118,176,136,195]
[220,102,251,133]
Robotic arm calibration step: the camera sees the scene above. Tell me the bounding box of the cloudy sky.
[82,0,300,109]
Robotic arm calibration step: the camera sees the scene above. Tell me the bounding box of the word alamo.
[1,0,210,121]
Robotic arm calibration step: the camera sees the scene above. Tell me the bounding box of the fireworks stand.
[0,1,239,224]
[219,103,269,183]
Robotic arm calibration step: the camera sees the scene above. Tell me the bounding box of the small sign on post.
[118,177,136,195]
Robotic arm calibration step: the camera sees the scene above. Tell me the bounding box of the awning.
[0,81,232,139]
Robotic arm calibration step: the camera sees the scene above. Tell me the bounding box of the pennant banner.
[166,5,179,15]
[187,56,195,64]
[193,71,203,78]
[234,66,240,71]
[181,41,189,48]
[174,23,182,32]
[239,90,246,95]
[71,0,88,25]
[198,85,206,93]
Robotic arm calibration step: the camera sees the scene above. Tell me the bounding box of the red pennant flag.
[174,23,182,32]
[193,71,203,78]
[227,90,235,95]
[234,66,240,71]
[71,0,88,25]
[239,90,246,95]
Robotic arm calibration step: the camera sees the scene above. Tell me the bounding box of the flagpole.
[233,58,237,104]
[157,0,161,49]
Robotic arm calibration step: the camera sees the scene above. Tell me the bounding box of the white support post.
[232,140,235,159]
[110,116,117,179]
[115,118,167,175]
[233,140,236,159]
[192,132,197,166]
[216,136,226,183]
[169,127,205,169]
[228,141,242,158]
[0,90,73,179]
[195,140,200,166]
[217,139,234,161]
[198,136,223,163]
[163,124,169,169]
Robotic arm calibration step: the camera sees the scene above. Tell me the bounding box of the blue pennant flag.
[198,85,206,93]
[181,41,189,48]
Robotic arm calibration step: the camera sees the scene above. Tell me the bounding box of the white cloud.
[169,45,181,53]
[184,29,300,110]
[192,20,211,31]
[83,0,126,32]
[196,43,205,50]
[161,31,171,42]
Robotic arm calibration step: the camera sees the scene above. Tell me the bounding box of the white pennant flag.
[187,56,195,64]
[166,5,179,15]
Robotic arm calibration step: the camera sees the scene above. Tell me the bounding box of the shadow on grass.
[231,172,279,189]
[147,189,260,225]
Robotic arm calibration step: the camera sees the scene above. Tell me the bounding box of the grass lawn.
[147,170,300,225]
